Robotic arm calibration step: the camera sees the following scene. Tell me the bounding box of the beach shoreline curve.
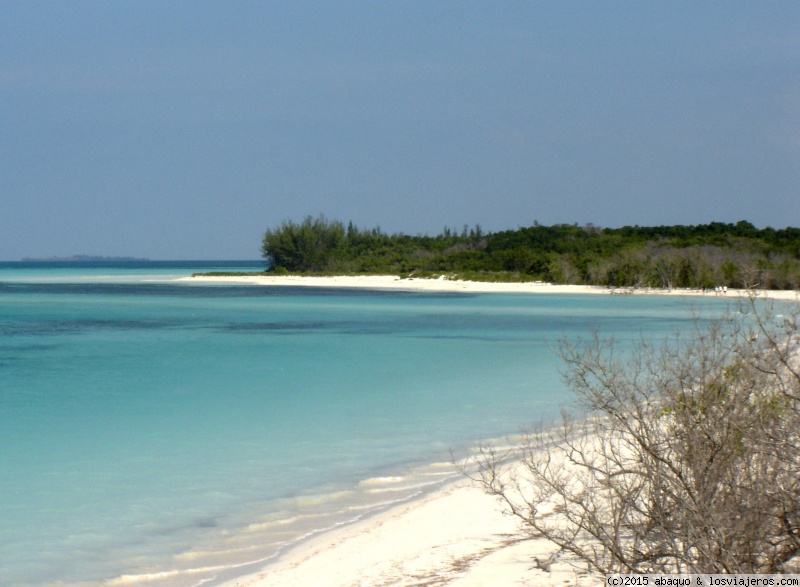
[181,274,799,301]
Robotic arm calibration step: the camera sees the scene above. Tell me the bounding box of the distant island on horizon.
[21,255,150,262]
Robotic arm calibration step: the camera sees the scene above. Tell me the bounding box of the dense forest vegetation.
[260,216,800,290]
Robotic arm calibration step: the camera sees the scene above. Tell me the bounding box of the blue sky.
[2,2,798,260]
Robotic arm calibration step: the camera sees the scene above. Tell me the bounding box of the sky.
[1,2,799,260]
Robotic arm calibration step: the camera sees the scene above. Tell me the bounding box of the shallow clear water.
[0,263,733,586]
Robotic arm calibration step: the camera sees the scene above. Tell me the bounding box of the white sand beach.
[183,274,800,301]
[217,475,595,587]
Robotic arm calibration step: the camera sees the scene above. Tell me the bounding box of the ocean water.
[0,262,734,587]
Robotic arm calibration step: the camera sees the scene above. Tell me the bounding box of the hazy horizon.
[6,217,797,262]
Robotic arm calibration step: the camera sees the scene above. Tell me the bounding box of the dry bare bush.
[465,294,800,574]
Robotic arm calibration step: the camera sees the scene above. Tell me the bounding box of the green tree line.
[261,216,800,289]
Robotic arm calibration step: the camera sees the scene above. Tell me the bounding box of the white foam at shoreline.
[358,475,405,486]
[213,475,597,587]
[99,458,468,587]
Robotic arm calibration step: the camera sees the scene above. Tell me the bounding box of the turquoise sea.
[0,262,734,587]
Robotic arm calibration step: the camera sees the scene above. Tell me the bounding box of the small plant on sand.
[465,293,800,574]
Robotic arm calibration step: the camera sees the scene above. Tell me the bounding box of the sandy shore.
[183,274,799,301]
[217,475,595,587]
